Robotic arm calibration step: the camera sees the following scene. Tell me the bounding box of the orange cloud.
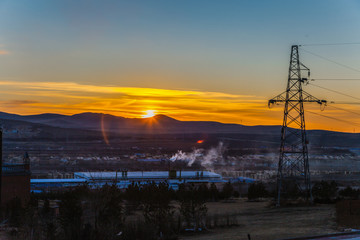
[0,80,358,133]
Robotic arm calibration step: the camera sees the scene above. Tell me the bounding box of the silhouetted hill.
[0,117,100,140]
[0,111,279,134]
[0,111,359,148]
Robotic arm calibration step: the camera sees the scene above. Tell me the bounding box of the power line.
[307,110,360,128]
[327,105,360,117]
[307,82,360,101]
[300,42,360,47]
[333,102,360,105]
[300,48,360,73]
[311,79,360,81]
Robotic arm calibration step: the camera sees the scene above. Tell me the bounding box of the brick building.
[1,161,31,205]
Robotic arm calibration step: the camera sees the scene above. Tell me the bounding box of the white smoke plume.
[170,142,226,169]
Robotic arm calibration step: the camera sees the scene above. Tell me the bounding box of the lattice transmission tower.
[268,45,327,206]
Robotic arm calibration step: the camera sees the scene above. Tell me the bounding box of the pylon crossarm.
[300,62,309,71]
[268,91,286,107]
[302,91,327,105]
[270,90,325,103]
[288,91,301,100]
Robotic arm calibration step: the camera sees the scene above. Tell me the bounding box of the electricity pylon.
[268,45,326,206]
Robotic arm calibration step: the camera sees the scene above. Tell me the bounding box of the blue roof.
[74,171,222,180]
[31,179,87,183]
[3,163,30,175]
[229,177,257,183]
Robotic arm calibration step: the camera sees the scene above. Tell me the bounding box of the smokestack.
[23,152,30,170]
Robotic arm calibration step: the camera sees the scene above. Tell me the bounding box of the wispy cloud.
[0,80,272,122]
[0,81,255,99]
[0,80,357,132]
[2,100,40,105]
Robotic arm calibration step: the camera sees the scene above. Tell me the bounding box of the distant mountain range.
[0,111,281,134]
[0,111,359,147]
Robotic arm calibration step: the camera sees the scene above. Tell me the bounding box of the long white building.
[74,170,221,181]
[31,171,224,192]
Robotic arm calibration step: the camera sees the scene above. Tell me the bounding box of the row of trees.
[8,180,356,239]
[247,180,360,202]
[5,182,239,240]
[312,181,360,202]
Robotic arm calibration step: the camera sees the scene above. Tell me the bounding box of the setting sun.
[142,110,156,118]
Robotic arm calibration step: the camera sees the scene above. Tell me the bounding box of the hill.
[0,111,359,148]
[0,111,281,134]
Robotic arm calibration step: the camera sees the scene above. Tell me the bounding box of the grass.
[179,199,338,240]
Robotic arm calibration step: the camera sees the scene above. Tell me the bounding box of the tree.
[248,182,268,200]
[197,183,210,201]
[209,183,219,201]
[339,186,359,199]
[141,182,175,239]
[40,198,57,240]
[6,197,23,227]
[94,184,125,240]
[124,182,142,213]
[178,184,207,230]
[221,182,234,199]
[58,193,83,240]
[22,195,42,240]
[312,180,338,201]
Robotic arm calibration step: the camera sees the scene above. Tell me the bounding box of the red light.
[197,140,204,144]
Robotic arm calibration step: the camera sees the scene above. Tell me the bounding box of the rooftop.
[74,171,221,180]
[2,163,30,176]
[31,179,87,183]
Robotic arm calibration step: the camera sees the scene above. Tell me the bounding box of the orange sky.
[0,80,358,133]
[1,2,360,133]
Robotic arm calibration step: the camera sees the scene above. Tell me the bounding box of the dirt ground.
[0,199,339,240]
[180,199,338,240]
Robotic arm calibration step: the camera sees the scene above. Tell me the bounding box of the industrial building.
[2,161,31,205]
[0,125,31,206]
[31,170,224,192]
[74,170,221,181]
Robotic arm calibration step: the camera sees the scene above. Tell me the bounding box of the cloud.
[3,100,40,105]
[0,80,356,132]
[0,81,256,99]
[0,80,268,117]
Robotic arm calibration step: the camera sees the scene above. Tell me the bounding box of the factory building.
[2,161,31,205]
[74,170,221,181]
[31,170,224,192]
[0,125,31,206]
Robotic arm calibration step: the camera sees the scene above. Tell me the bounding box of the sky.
[1,0,360,132]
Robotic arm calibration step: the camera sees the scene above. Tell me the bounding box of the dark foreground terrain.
[180,200,337,240]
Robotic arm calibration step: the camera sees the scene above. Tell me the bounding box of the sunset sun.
[142,110,156,118]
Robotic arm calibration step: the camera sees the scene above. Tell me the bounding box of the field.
[180,199,338,240]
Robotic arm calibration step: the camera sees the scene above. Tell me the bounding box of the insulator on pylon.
[320,103,326,111]
[268,101,274,108]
